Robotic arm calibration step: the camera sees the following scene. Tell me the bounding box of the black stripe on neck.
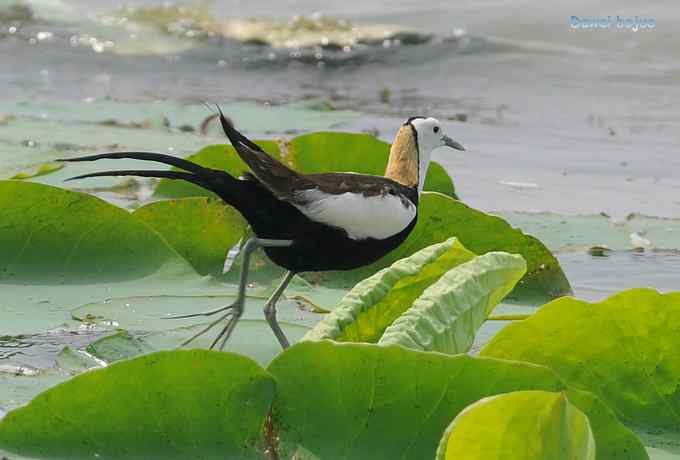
[403,116,426,126]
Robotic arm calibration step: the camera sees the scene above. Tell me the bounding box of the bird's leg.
[169,237,293,350]
[264,270,296,349]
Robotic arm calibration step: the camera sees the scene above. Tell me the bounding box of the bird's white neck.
[416,147,432,194]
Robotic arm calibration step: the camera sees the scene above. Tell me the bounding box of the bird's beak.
[442,135,465,151]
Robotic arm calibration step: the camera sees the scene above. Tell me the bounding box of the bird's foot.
[167,302,243,350]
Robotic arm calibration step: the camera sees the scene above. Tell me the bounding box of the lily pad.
[133,197,248,275]
[323,192,570,302]
[566,388,648,460]
[55,347,105,374]
[267,341,645,460]
[0,350,274,460]
[85,331,155,363]
[481,288,680,430]
[498,212,680,253]
[286,131,457,198]
[378,251,526,353]
[69,290,322,366]
[303,237,476,343]
[406,194,570,302]
[0,181,193,283]
[435,391,596,460]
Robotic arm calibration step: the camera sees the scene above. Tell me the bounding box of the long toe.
[165,303,238,320]
[210,313,241,350]
[179,311,234,348]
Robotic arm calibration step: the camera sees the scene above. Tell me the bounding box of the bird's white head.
[409,117,465,155]
[386,116,465,193]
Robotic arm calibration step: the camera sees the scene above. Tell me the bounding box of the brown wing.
[217,109,316,200]
[217,108,417,206]
[305,173,418,202]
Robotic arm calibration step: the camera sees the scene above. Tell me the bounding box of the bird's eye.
[433,126,440,133]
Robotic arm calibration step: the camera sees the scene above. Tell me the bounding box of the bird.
[59,110,465,350]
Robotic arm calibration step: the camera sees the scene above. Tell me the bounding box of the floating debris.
[99,119,151,129]
[11,162,64,180]
[20,139,39,148]
[114,2,217,40]
[0,364,40,377]
[630,232,652,249]
[0,3,33,24]
[220,13,430,50]
[107,5,436,63]
[447,113,468,122]
[499,180,539,190]
[288,294,331,314]
[588,245,611,257]
[379,87,391,104]
[0,114,14,126]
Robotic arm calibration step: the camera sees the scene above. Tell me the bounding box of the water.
[0,1,679,450]
[2,0,678,214]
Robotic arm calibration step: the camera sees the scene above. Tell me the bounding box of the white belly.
[294,190,417,240]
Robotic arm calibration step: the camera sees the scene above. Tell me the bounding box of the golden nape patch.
[385,125,419,187]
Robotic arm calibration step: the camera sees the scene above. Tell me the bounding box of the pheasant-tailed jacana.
[60,111,464,350]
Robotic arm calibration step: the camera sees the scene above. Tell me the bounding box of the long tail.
[59,151,208,175]
[57,108,275,206]
[57,150,237,200]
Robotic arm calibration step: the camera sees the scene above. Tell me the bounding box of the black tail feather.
[57,151,208,175]
[64,169,202,184]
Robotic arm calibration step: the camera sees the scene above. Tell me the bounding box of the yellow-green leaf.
[481,288,680,430]
[378,251,526,353]
[302,237,476,343]
[0,350,274,460]
[133,197,247,275]
[435,391,596,460]
[0,181,191,283]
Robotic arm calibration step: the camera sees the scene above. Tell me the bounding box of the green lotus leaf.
[153,142,281,198]
[378,251,526,353]
[0,350,274,460]
[317,192,570,302]
[407,193,569,302]
[267,341,646,460]
[435,391,596,460]
[288,131,389,175]
[133,197,248,275]
[0,181,192,283]
[565,388,648,460]
[302,237,476,343]
[481,288,680,430]
[286,131,457,198]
